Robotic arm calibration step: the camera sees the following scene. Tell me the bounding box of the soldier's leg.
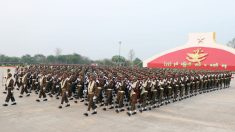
[19,86,25,98]
[67,87,72,100]
[23,85,30,97]
[56,88,62,99]
[87,94,92,111]
[25,85,29,94]
[147,91,152,105]
[119,93,124,110]
[166,87,172,104]
[96,89,102,105]
[36,89,43,102]
[42,89,47,101]
[3,90,11,106]
[58,92,65,109]
[116,92,125,113]
[64,93,70,107]
[140,94,147,112]
[103,91,109,111]
[116,92,120,108]
[39,90,42,98]
[179,86,183,100]
[131,102,137,115]
[104,90,113,110]
[195,85,198,95]
[185,85,189,98]
[159,88,164,106]
[50,85,55,96]
[151,91,157,108]
[84,94,96,116]
[108,91,114,109]
[79,87,85,102]
[10,91,16,104]
[15,81,20,90]
[173,86,178,102]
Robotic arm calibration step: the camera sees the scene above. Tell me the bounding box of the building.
[143,32,235,71]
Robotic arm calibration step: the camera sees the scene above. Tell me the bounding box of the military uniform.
[2,69,11,94]
[173,78,179,102]
[84,78,97,116]
[115,79,126,113]
[3,73,16,106]
[19,73,30,98]
[103,78,115,111]
[139,79,148,112]
[150,79,158,108]
[36,74,48,102]
[58,77,71,108]
[127,80,138,116]
[158,79,164,105]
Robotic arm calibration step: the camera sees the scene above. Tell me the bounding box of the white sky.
[0,0,235,60]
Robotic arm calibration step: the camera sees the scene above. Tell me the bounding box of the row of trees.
[0,53,91,65]
[0,49,143,67]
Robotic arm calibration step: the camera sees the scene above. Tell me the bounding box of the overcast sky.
[0,0,235,60]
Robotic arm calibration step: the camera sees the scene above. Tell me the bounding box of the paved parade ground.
[0,68,235,132]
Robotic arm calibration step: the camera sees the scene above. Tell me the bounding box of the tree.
[111,55,126,65]
[21,54,35,64]
[34,54,46,64]
[227,38,235,48]
[47,55,56,64]
[133,58,143,67]
[128,49,135,67]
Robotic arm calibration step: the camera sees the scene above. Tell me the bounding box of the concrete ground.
[0,68,235,132]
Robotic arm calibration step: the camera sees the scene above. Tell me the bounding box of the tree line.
[0,53,143,67]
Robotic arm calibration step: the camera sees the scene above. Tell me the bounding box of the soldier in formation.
[1,65,233,117]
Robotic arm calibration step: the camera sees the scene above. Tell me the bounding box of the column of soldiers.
[2,65,233,117]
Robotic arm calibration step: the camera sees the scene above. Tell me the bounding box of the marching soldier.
[58,74,71,109]
[127,78,138,116]
[14,67,21,91]
[173,77,179,102]
[103,77,115,111]
[185,76,191,98]
[179,76,186,101]
[139,77,148,113]
[36,73,48,102]
[190,76,196,97]
[165,77,173,104]
[3,69,11,94]
[19,72,30,98]
[84,75,98,116]
[199,74,204,94]
[115,77,126,113]
[158,78,165,105]
[3,73,16,106]
[149,77,158,108]
[195,76,200,96]
[74,74,84,103]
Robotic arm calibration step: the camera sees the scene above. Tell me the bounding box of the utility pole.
[118,41,122,66]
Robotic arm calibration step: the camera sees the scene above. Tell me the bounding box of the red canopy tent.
[143,32,235,71]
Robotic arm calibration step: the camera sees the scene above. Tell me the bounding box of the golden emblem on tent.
[186,48,208,64]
